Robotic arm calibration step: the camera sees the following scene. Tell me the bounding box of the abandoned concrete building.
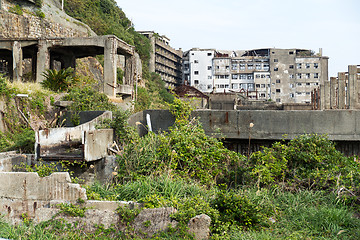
[0,36,137,98]
[183,48,329,104]
[139,31,182,87]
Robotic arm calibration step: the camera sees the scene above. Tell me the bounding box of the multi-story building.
[184,48,328,104]
[183,48,215,92]
[139,31,182,87]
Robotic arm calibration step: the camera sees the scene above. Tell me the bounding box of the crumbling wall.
[0,0,95,39]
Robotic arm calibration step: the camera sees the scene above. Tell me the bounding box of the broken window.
[260,93,266,97]
[240,64,246,70]
[306,82,310,86]
[194,80,199,84]
[297,82,302,86]
[207,52,212,56]
[248,84,254,91]
[274,59,278,62]
[232,64,238,70]
[276,98,281,102]
[305,73,310,79]
[256,74,260,78]
[261,74,265,78]
[276,89,281,93]
[263,64,270,70]
[208,66,212,70]
[314,63,319,69]
[290,93,294,98]
[256,84,260,88]
[226,66,230,70]
[261,84,266,88]
[208,84,212,89]
[290,74,294,79]
[306,63,310,69]
[247,64,254,70]
[314,73,319,78]
[225,84,229,88]
[289,51,294,55]
[289,65,294,69]
[297,63,302,69]
[194,71,199,75]
[297,73,302,79]
[216,66,220,69]
[232,74,238,79]
[240,74,246,79]
[276,79,281,83]
[247,74,253,79]
[290,83,294,88]
[274,67,278,71]
[208,76,212,79]
[194,60,199,63]
[256,64,261,70]
[306,92,311,95]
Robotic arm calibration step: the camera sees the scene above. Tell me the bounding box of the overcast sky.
[116,0,360,77]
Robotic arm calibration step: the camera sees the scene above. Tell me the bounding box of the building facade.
[183,48,215,92]
[184,48,328,104]
[139,31,182,87]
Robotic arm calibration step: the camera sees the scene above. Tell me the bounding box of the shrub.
[41,68,76,92]
[212,190,263,229]
[9,5,23,15]
[35,0,43,8]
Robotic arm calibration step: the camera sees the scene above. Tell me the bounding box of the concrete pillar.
[338,72,346,109]
[323,80,330,109]
[12,41,23,81]
[104,37,118,97]
[330,77,338,109]
[348,65,358,109]
[125,55,135,85]
[36,40,50,82]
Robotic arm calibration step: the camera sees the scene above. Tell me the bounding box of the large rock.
[188,214,211,240]
[131,207,178,238]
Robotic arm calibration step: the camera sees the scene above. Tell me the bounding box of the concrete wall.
[131,109,360,142]
[36,111,113,161]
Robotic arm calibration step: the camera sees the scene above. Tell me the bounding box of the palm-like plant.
[41,67,77,92]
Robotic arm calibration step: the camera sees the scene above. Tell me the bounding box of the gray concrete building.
[184,48,329,104]
[139,31,182,87]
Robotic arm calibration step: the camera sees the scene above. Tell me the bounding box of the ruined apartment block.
[184,48,328,104]
[139,31,182,87]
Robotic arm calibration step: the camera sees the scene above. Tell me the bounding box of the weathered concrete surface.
[35,111,113,161]
[188,214,211,240]
[131,109,360,141]
[131,207,178,238]
[0,172,86,224]
[0,152,28,172]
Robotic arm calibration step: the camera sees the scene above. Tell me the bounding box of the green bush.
[41,68,76,92]
[212,190,263,229]
[35,0,43,8]
[35,9,45,19]
[249,134,360,194]
[7,128,35,153]
[9,5,23,15]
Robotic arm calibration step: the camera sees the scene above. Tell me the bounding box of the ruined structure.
[0,36,136,97]
[183,48,328,104]
[320,65,360,110]
[139,31,183,87]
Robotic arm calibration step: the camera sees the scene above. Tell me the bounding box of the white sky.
[116,0,360,77]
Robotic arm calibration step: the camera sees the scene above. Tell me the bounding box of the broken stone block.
[131,207,178,238]
[188,214,211,240]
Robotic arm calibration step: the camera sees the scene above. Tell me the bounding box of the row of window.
[289,73,319,79]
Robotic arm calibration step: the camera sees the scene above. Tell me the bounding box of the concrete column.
[125,55,135,85]
[36,40,50,82]
[12,41,23,81]
[338,72,346,109]
[323,80,330,109]
[104,37,118,97]
[330,77,338,109]
[348,65,358,109]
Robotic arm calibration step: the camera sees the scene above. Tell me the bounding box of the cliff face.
[0,0,96,39]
